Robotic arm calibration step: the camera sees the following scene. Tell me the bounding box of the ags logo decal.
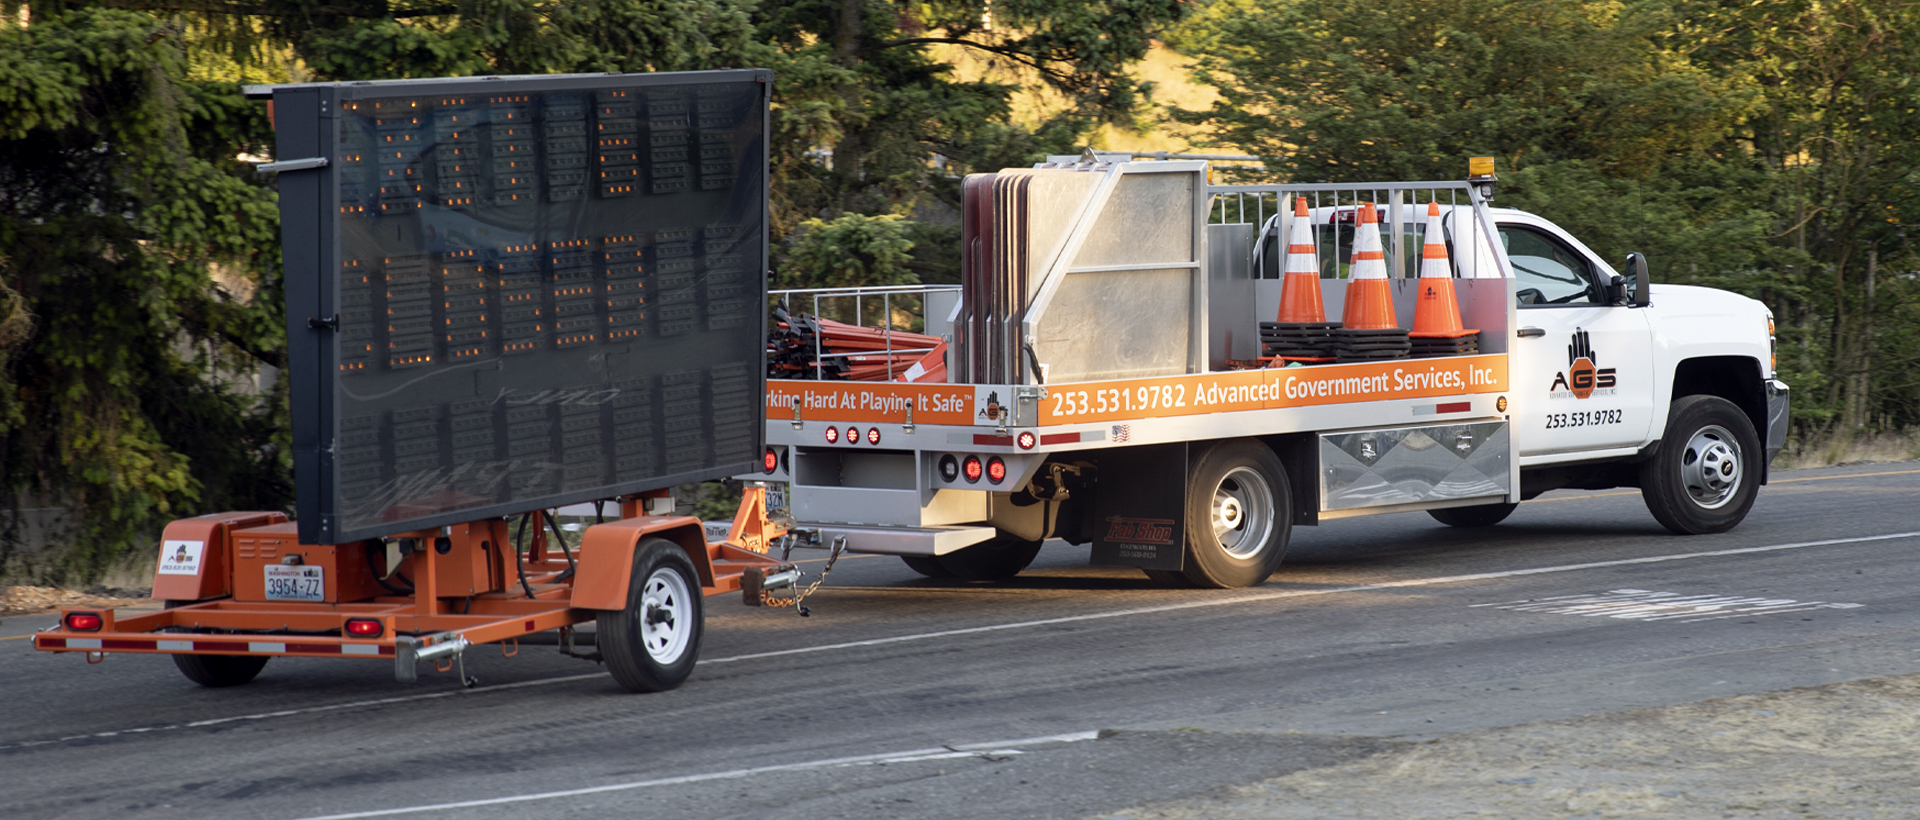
[1549,328,1617,399]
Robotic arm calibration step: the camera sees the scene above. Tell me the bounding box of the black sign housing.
[269,71,771,544]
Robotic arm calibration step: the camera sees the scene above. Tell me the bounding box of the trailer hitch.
[746,535,846,616]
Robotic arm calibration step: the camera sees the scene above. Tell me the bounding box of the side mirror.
[1606,273,1627,305]
[1622,252,1651,307]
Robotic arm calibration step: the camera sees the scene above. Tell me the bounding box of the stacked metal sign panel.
[265,70,771,544]
[956,160,1207,387]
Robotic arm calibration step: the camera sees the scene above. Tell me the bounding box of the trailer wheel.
[1180,440,1291,588]
[597,538,702,692]
[1640,395,1761,534]
[173,653,269,688]
[900,556,953,578]
[935,538,1043,581]
[1427,502,1518,528]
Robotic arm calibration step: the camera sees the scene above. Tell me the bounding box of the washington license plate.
[264,565,325,601]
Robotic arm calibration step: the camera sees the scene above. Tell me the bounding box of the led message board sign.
[266,71,770,544]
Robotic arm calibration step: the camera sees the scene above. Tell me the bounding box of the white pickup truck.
[753,160,1790,588]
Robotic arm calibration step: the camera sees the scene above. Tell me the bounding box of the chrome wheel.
[639,567,693,665]
[1682,424,1741,510]
[1212,466,1276,559]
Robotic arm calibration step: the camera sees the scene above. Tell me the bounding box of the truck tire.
[597,538,702,692]
[1640,395,1761,535]
[174,653,270,687]
[1428,502,1518,528]
[1180,440,1291,588]
[900,556,953,578]
[935,538,1043,581]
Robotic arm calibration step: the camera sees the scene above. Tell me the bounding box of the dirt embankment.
[1100,674,1920,820]
[0,585,151,616]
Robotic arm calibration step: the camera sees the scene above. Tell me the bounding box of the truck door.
[1495,217,1656,459]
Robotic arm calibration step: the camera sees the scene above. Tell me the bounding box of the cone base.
[1408,328,1480,339]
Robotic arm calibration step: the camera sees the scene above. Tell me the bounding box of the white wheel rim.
[638,567,692,665]
[1682,424,1742,510]
[1212,467,1275,559]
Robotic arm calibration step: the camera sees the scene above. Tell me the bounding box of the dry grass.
[1105,675,1920,820]
[1777,428,1920,470]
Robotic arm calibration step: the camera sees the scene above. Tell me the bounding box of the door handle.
[1518,327,1546,338]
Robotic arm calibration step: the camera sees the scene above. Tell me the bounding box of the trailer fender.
[572,516,714,610]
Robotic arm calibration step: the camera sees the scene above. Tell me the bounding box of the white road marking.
[8,529,1917,753]
[284,732,1094,820]
[1472,588,1864,623]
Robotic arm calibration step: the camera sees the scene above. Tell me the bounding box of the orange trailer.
[36,488,798,691]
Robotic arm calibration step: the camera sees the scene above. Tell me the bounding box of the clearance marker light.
[986,457,1008,484]
[763,447,779,474]
[866,428,882,445]
[824,426,840,444]
[846,426,860,445]
[963,455,983,483]
[345,619,384,638]
[64,612,103,631]
[1017,431,1037,450]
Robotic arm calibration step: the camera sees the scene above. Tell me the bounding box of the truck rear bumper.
[1765,379,1790,465]
[806,523,997,556]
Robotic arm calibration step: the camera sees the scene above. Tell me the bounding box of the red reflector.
[344,619,383,637]
[65,612,103,631]
[1436,401,1472,414]
[987,457,1007,484]
[972,433,1015,446]
[763,448,779,473]
[866,427,881,445]
[1016,431,1036,450]
[824,426,840,443]
[1040,432,1081,446]
[963,456,983,483]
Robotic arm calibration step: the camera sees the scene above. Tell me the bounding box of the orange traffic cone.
[1340,203,1397,330]
[1411,202,1476,338]
[1277,196,1327,324]
[1408,202,1482,357]
[902,340,948,383]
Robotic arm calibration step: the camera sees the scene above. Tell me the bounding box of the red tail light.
[987,457,1008,484]
[344,619,384,638]
[763,447,779,473]
[64,612,103,632]
[962,455,983,483]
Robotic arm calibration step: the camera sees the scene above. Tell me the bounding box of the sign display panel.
[273,71,770,543]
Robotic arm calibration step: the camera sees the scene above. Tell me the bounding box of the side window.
[1500,225,1598,306]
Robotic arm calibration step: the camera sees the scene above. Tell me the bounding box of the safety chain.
[759,535,846,616]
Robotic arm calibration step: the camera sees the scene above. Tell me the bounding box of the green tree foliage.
[777,212,916,290]
[1180,0,1920,433]
[0,8,288,579]
[1,0,1183,575]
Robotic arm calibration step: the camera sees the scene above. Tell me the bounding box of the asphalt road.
[3,462,1917,820]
